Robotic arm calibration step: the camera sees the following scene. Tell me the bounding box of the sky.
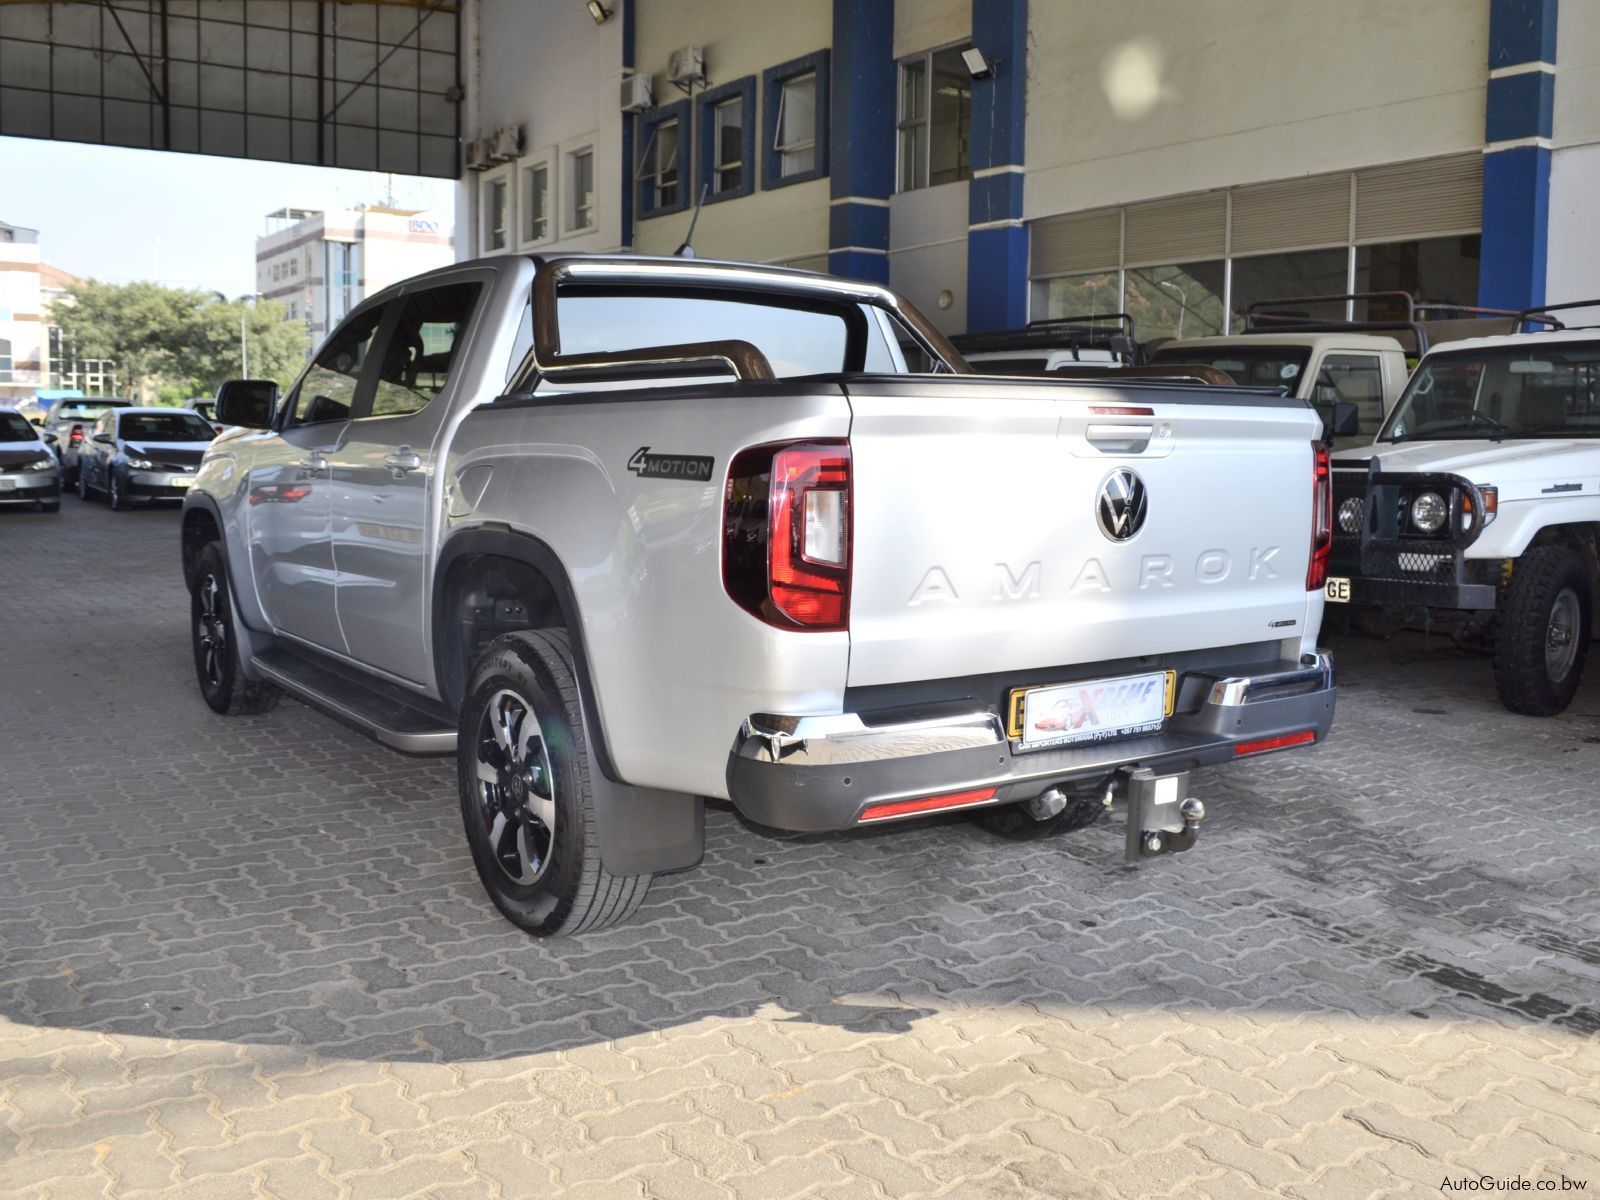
[0,136,457,297]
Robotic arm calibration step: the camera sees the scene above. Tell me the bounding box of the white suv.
[1326,304,1600,714]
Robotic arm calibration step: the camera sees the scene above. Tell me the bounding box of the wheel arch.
[433,526,621,782]
[1520,522,1600,631]
[181,496,225,590]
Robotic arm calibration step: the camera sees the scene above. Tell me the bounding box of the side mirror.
[42,433,57,445]
[216,379,279,429]
[93,433,114,444]
[29,417,44,427]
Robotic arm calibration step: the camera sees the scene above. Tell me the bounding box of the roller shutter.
[1029,207,1120,277]
[1230,173,1351,255]
[1354,153,1482,243]
[1123,192,1227,266]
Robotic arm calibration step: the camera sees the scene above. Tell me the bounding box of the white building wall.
[893,0,968,60]
[631,0,832,263]
[466,0,625,258]
[1,230,46,400]
[1546,0,1600,307]
[888,182,968,336]
[1026,0,1488,220]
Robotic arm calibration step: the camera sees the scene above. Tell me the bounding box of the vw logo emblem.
[1096,468,1149,541]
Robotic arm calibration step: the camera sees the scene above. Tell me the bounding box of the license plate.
[1325,576,1351,603]
[172,476,194,488]
[1007,670,1174,752]
[0,478,13,491]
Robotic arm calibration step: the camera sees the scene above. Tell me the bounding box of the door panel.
[247,304,387,653]
[331,279,484,684]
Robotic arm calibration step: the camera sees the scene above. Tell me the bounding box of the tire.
[190,542,281,716]
[76,468,95,500]
[971,790,1104,840]
[457,629,651,937]
[1492,545,1592,717]
[109,469,128,511]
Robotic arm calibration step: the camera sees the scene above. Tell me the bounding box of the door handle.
[384,447,423,476]
[1086,423,1154,453]
[301,450,329,473]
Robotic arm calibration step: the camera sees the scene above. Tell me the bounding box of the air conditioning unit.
[667,46,705,88]
[620,72,653,113]
[490,124,522,162]
[464,138,492,171]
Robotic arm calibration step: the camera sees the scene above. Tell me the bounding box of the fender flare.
[433,525,704,877]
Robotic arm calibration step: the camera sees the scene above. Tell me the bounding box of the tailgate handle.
[1086,423,1154,453]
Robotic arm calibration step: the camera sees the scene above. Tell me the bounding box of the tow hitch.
[1120,767,1205,865]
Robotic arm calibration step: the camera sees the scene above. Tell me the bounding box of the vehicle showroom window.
[714,98,744,193]
[897,46,972,192]
[480,165,511,253]
[520,156,552,246]
[367,283,483,419]
[761,52,828,189]
[569,148,595,232]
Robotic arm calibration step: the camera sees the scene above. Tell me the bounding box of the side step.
[251,647,457,755]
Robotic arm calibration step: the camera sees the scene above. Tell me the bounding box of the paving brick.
[4,499,1600,1200]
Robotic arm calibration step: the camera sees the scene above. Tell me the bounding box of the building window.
[0,336,11,383]
[696,77,756,204]
[570,147,596,231]
[1229,248,1349,332]
[1124,263,1227,341]
[519,157,552,245]
[761,51,829,189]
[637,101,689,219]
[897,46,973,192]
[481,165,512,253]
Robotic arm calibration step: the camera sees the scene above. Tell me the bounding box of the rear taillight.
[69,425,84,444]
[723,440,851,631]
[1307,443,1331,590]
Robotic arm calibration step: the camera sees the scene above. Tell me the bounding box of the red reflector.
[1233,729,1317,758]
[1090,405,1155,416]
[859,787,998,823]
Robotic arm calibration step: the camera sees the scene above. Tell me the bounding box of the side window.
[366,282,483,419]
[1316,354,1385,434]
[289,305,386,426]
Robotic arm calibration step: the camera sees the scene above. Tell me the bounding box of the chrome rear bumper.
[727,651,1336,831]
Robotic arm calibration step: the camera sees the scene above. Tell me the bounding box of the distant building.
[42,264,119,397]
[0,219,44,405]
[255,206,454,350]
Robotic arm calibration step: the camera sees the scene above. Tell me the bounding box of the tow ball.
[1120,767,1205,866]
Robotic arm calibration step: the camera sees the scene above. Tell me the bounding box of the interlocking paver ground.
[2,498,1598,1199]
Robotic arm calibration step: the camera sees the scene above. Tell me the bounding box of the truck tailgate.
[843,377,1321,688]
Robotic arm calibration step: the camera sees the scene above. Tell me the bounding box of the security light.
[586,1,610,25]
[961,47,994,80]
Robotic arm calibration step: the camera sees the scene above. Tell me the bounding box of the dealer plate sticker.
[0,478,14,491]
[1325,577,1351,603]
[1010,670,1171,752]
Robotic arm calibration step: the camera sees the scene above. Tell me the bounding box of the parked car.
[76,407,215,510]
[42,397,135,486]
[181,254,1335,937]
[190,400,224,434]
[1326,299,1600,715]
[0,408,62,512]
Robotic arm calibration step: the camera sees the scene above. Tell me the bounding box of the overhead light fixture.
[961,47,994,80]
[586,1,610,24]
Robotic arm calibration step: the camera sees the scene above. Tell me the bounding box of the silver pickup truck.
[181,255,1337,936]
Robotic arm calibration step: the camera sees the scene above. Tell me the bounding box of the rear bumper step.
[727,651,1336,831]
[250,647,457,755]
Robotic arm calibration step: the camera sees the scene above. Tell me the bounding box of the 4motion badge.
[628,447,715,482]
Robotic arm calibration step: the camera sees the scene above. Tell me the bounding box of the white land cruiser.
[1326,305,1600,715]
[182,255,1337,936]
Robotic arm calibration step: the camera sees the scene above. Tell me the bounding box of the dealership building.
[454,0,1595,338]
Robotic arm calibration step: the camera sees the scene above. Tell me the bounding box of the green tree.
[48,281,308,403]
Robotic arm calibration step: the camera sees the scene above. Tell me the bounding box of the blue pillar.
[1479,0,1557,309]
[828,0,894,283]
[965,0,1028,331]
